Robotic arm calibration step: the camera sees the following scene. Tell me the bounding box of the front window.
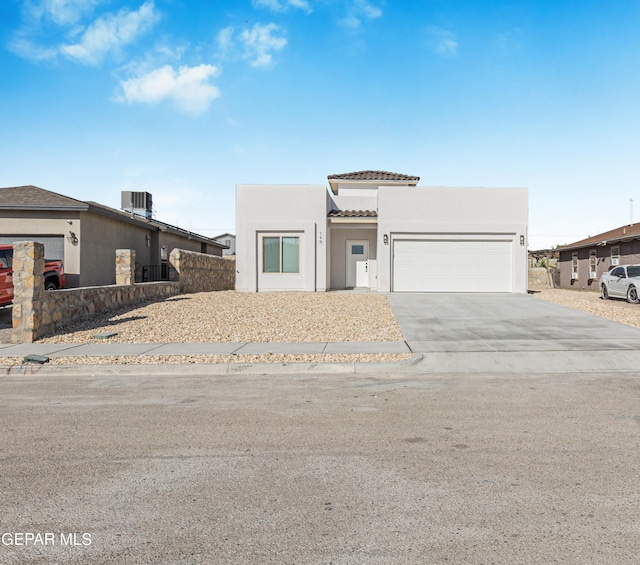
[572,253,578,275]
[589,250,597,277]
[263,236,299,273]
[611,246,620,265]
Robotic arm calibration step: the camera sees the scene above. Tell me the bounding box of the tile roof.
[0,185,88,210]
[328,210,378,218]
[328,170,420,182]
[557,223,640,251]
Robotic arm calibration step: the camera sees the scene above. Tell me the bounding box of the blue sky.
[1,0,640,248]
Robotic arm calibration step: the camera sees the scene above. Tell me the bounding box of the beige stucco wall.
[329,225,378,289]
[0,210,82,287]
[159,232,222,258]
[79,211,154,287]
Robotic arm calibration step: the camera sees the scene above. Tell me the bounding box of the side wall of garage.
[377,187,529,293]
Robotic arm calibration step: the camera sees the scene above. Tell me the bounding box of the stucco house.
[556,223,640,289]
[213,233,236,256]
[0,185,226,287]
[236,171,529,293]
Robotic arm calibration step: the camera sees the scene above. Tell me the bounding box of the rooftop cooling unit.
[121,191,153,219]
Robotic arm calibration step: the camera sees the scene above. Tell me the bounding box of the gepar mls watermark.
[2,532,92,547]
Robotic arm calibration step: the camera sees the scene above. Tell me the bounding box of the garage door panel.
[393,239,513,292]
[0,236,64,261]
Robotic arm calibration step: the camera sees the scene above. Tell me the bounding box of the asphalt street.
[1,368,640,564]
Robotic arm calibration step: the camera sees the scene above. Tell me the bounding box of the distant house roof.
[0,185,224,249]
[213,233,235,241]
[327,170,420,194]
[557,224,640,252]
[327,210,378,218]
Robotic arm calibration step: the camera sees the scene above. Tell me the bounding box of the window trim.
[611,246,620,266]
[261,235,300,274]
[589,249,597,278]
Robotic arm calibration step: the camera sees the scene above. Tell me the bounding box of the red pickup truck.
[0,244,66,306]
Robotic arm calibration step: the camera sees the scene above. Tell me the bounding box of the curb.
[0,354,424,378]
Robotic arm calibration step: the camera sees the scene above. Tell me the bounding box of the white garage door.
[0,236,65,261]
[393,240,513,292]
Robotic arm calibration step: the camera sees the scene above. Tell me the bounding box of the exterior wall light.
[520,235,525,246]
[67,231,78,246]
[383,234,389,245]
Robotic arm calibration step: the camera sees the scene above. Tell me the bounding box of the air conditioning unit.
[121,191,153,219]
[571,272,579,280]
[589,271,597,279]
[611,258,619,266]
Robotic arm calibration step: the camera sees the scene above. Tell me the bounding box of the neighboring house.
[556,223,640,289]
[236,170,528,293]
[0,185,227,288]
[213,233,236,256]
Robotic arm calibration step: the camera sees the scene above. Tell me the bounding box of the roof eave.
[0,204,89,212]
[328,217,378,224]
[557,236,640,252]
[329,178,419,195]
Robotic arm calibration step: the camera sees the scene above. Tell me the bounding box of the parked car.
[0,244,65,306]
[599,264,640,303]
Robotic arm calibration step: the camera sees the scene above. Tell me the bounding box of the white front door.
[346,240,369,288]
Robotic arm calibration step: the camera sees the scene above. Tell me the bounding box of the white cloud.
[338,0,382,30]
[39,0,104,25]
[60,1,160,65]
[8,36,58,61]
[252,0,312,14]
[118,64,221,114]
[237,23,287,68]
[217,26,235,53]
[426,27,458,57]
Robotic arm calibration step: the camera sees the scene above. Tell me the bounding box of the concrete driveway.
[388,293,640,372]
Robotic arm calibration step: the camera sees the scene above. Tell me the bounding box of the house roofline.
[85,202,226,248]
[557,235,640,252]
[0,204,89,211]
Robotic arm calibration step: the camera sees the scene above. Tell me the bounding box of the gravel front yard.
[534,288,640,328]
[4,288,639,366]
[0,292,408,365]
[40,291,404,344]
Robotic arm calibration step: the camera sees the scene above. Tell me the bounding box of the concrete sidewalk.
[0,340,412,357]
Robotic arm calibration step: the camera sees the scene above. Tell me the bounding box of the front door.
[346,240,369,288]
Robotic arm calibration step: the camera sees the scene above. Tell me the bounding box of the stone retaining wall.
[170,249,235,293]
[12,244,236,343]
[528,267,555,290]
[12,244,179,343]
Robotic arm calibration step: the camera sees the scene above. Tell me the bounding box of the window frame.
[611,246,620,265]
[571,252,579,276]
[262,235,300,274]
[589,249,597,278]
